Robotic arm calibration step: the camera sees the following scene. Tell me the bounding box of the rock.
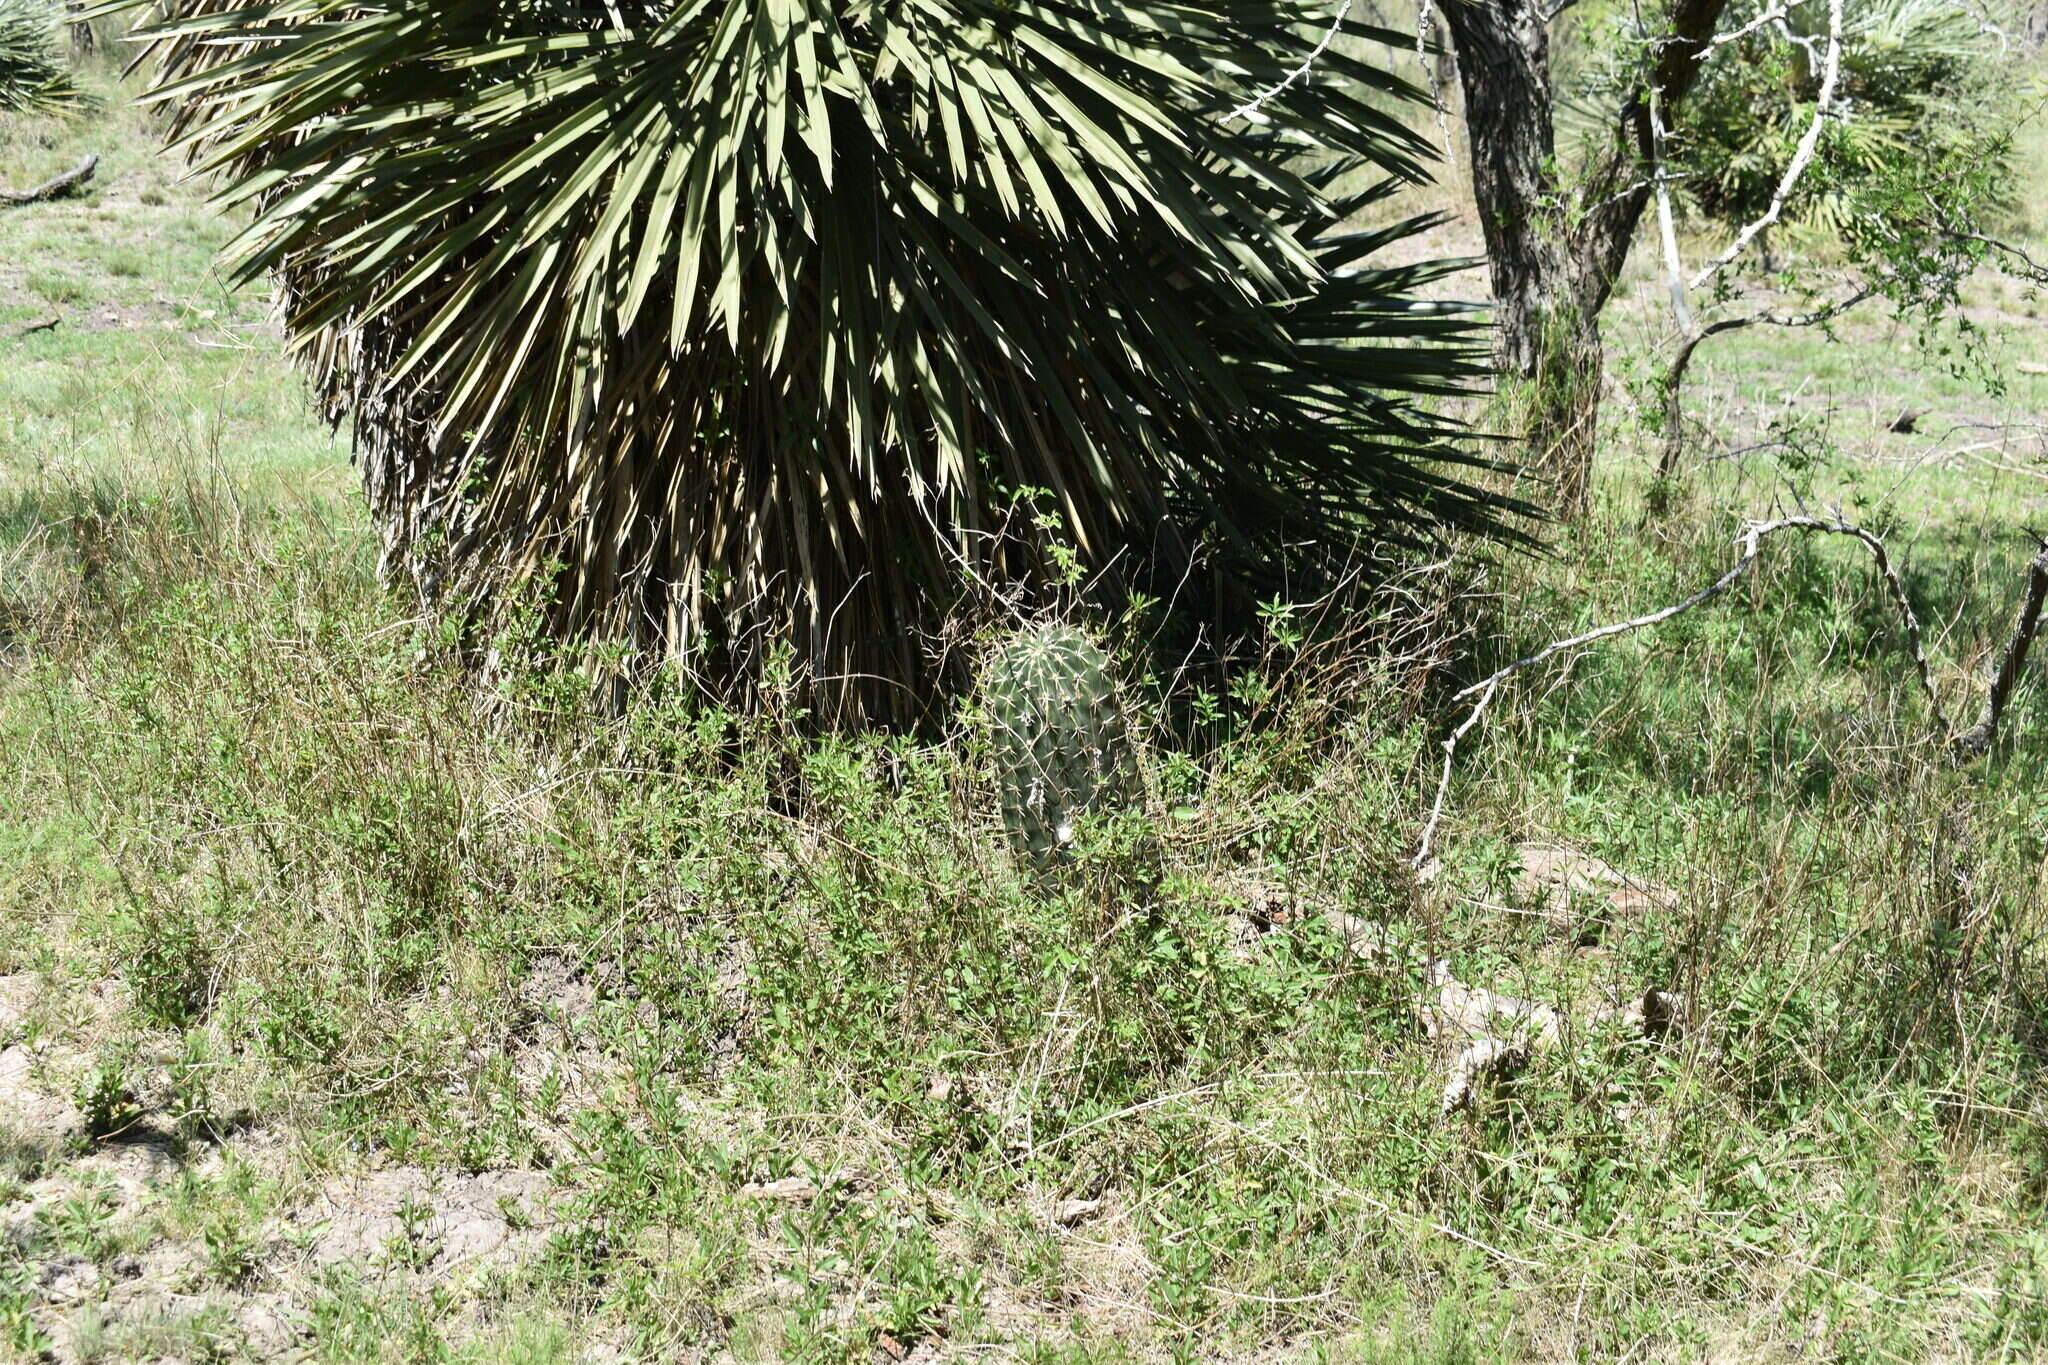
[1442,1039,1528,1113]
[1425,976,1562,1048]
[291,1167,556,1276]
[739,1176,820,1202]
[1052,1198,1101,1227]
[1512,842,1677,938]
[1321,912,1394,960]
[38,1254,101,1304]
[0,975,41,1035]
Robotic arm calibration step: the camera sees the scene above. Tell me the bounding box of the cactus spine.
[982,624,1140,864]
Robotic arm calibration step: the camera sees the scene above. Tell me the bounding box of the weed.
[72,1058,140,1140]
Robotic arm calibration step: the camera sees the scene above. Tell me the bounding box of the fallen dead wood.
[0,155,99,208]
[1322,910,1685,1113]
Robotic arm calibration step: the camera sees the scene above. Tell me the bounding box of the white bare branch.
[1412,515,1949,869]
[1415,1,1460,168]
[1226,0,1355,123]
[1649,83,1694,336]
[1689,0,1844,290]
[1700,1,1809,57]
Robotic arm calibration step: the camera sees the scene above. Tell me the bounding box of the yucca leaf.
[1,0,83,113]
[116,0,1535,725]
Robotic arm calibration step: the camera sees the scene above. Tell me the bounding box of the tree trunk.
[1440,0,1730,515]
[66,2,96,57]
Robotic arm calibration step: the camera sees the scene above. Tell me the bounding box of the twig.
[1415,1,1459,168]
[1958,231,2048,284]
[1700,1,1808,56]
[1689,0,1842,289]
[1413,515,1945,868]
[1656,287,1877,477]
[0,155,99,207]
[1225,0,1354,122]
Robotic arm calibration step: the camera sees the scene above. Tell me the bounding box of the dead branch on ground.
[1322,911,1685,1112]
[0,156,99,208]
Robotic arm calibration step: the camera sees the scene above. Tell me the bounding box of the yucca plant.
[118,0,1529,725]
[0,0,80,112]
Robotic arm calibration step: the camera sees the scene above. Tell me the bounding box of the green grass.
[2,64,2047,1365]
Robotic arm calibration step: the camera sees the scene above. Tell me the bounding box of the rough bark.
[1439,0,1731,513]
[1437,0,1571,382]
[67,3,95,56]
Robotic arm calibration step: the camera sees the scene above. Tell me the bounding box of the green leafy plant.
[0,0,80,112]
[116,901,214,1028]
[119,0,1530,724]
[201,1212,261,1288]
[0,1259,48,1357]
[72,1058,141,1140]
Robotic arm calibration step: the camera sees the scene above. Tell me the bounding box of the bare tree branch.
[1649,84,1694,336]
[1952,541,2048,761]
[1700,1,1804,54]
[1689,0,1843,289]
[1226,0,1355,122]
[1655,287,1877,477]
[1415,1,1460,168]
[1959,231,2048,284]
[1414,515,1946,868]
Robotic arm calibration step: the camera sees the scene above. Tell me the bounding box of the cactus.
[982,624,1140,864]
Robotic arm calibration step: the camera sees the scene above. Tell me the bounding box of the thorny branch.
[1225,0,1355,122]
[1414,1,1459,168]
